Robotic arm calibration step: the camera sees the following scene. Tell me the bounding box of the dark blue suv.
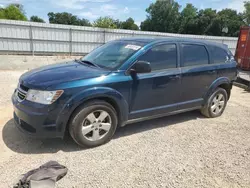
[12,38,237,147]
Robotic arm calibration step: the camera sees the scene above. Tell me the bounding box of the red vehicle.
[235,26,250,70]
[234,26,250,90]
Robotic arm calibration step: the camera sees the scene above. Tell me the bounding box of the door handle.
[208,70,216,74]
[154,75,180,89]
[169,75,181,80]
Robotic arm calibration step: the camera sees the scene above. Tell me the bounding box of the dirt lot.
[0,70,250,188]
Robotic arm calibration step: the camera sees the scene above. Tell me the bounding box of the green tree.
[30,15,45,23]
[140,0,246,36]
[196,8,220,35]
[218,9,245,37]
[93,16,117,29]
[140,18,153,31]
[178,3,199,34]
[114,19,123,29]
[0,8,4,19]
[140,0,180,33]
[244,1,250,25]
[0,4,27,20]
[121,17,139,30]
[11,4,25,15]
[48,12,91,26]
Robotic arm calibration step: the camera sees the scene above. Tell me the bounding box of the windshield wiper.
[75,59,100,68]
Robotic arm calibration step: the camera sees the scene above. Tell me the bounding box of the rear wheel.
[69,100,118,147]
[201,88,228,118]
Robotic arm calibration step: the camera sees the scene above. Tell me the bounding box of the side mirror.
[130,61,151,74]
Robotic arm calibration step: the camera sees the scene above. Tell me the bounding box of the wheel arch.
[62,87,129,136]
[217,83,232,100]
[205,77,232,103]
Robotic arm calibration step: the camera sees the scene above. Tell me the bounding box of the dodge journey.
[12,38,237,147]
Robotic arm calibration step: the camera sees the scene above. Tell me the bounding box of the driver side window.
[137,44,177,71]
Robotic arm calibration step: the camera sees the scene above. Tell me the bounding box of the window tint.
[182,44,209,66]
[138,44,177,71]
[210,46,229,64]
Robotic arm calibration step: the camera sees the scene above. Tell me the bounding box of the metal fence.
[0,19,238,55]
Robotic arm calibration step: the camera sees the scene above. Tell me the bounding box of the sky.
[0,0,247,25]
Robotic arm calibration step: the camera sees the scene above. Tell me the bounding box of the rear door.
[179,43,217,109]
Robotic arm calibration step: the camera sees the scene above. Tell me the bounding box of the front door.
[128,43,182,120]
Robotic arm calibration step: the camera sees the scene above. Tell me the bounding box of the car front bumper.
[12,92,67,138]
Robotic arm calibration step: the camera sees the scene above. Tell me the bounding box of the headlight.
[26,90,64,105]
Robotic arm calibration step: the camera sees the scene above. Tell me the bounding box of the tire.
[201,88,228,118]
[69,100,118,148]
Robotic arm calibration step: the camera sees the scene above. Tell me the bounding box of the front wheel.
[201,88,228,118]
[69,100,118,148]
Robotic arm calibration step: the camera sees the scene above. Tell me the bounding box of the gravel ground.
[0,70,250,188]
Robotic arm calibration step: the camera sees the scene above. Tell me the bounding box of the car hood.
[20,61,111,89]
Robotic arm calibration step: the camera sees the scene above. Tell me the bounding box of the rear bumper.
[12,93,66,138]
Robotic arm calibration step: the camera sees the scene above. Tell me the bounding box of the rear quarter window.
[210,46,230,64]
[181,44,209,66]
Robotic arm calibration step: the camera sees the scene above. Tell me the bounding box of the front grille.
[16,83,29,102]
[16,89,27,102]
[19,84,29,92]
[17,91,26,100]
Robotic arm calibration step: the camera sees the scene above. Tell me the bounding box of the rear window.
[210,46,229,64]
[182,44,209,66]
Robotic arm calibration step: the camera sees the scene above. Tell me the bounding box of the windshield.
[81,41,145,70]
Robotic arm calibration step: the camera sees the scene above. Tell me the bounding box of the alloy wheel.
[210,93,225,115]
[81,110,112,141]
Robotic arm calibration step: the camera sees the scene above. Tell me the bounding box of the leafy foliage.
[121,18,139,30]
[141,0,180,33]
[11,4,26,15]
[178,4,198,34]
[30,15,45,23]
[141,0,248,36]
[218,9,245,37]
[0,4,27,21]
[197,8,220,35]
[48,12,91,26]
[93,16,117,29]
[92,17,139,30]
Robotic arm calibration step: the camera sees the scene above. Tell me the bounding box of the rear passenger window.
[138,44,177,71]
[210,46,229,64]
[182,44,209,66]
